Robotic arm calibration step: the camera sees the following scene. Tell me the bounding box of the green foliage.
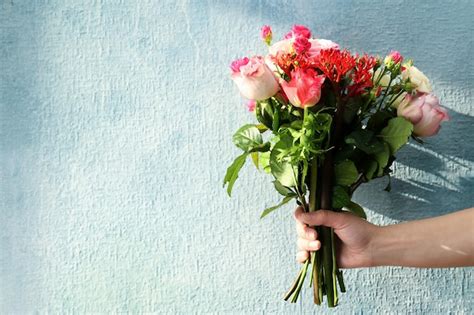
[250,152,259,169]
[223,153,248,196]
[345,201,367,219]
[367,110,393,131]
[345,129,385,154]
[259,151,271,173]
[361,159,378,180]
[335,160,359,186]
[260,196,295,218]
[373,142,390,177]
[255,100,275,129]
[379,117,413,154]
[232,124,263,152]
[332,186,350,209]
[270,136,298,187]
[273,180,296,197]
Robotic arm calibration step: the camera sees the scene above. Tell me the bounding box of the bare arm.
[294,207,474,268]
[371,207,474,268]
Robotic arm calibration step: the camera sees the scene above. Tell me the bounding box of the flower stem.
[309,159,321,305]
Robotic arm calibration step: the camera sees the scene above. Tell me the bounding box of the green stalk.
[309,159,321,305]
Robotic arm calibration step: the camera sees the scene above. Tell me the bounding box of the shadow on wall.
[355,110,474,221]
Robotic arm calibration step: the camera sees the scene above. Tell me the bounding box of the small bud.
[260,25,273,46]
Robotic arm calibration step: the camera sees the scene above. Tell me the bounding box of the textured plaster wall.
[1,0,473,313]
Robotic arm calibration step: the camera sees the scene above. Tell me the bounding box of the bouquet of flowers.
[223,25,449,307]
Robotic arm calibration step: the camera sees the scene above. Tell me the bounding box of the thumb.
[294,207,348,230]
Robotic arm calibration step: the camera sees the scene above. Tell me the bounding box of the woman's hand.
[295,206,474,268]
[294,206,380,268]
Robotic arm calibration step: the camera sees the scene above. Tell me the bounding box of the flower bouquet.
[223,25,448,307]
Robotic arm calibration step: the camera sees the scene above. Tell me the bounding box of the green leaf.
[260,196,294,218]
[374,142,390,177]
[367,111,393,131]
[379,117,413,154]
[345,130,385,154]
[256,100,274,129]
[345,201,367,219]
[335,160,359,186]
[270,137,298,187]
[251,152,259,169]
[232,124,263,152]
[332,186,351,209]
[361,159,378,180]
[272,106,281,131]
[248,142,271,153]
[273,180,296,196]
[223,153,247,196]
[259,151,271,173]
[256,124,268,133]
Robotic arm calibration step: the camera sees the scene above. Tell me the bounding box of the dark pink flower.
[293,36,311,54]
[283,24,312,39]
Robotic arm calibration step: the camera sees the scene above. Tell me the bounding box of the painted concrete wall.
[1,0,473,313]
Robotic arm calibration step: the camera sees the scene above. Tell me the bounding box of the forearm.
[370,208,474,268]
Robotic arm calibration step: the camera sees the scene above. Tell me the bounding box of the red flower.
[315,49,355,83]
[348,54,377,96]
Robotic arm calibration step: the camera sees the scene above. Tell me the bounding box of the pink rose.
[397,93,449,137]
[284,25,312,39]
[280,68,325,108]
[293,36,311,54]
[230,56,280,100]
[387,50,403,64]
[260,25,272,45]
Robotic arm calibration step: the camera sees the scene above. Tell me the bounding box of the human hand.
[294,206,380,268]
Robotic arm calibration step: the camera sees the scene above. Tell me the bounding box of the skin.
[294,206,474,268]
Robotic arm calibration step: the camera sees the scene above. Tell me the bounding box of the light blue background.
[1,0,473,313]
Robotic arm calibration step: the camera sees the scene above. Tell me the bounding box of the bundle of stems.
[283,102,346,307]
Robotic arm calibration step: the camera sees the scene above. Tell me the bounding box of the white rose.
[402,65,432,93]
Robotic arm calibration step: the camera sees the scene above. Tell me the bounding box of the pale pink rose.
[293,36,311,54]
[246,99,256,112]
[307,39,339,58]
[269,38,293,56]
[230,56,280,100]
[260,25,272,45]
[397,93,449,137]
[280,68,325,108]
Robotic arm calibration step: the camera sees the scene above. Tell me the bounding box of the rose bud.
[260,25,272,46]
[230,56,280,101]
[384,50,403,66]
[280,68,325,108]
[397,93,449,137]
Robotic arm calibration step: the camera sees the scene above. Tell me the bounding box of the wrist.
[367,225,395,267]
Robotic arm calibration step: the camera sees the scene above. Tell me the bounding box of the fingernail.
[309,241,320,250]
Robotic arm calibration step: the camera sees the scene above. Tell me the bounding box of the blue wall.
[1,0,473,313]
